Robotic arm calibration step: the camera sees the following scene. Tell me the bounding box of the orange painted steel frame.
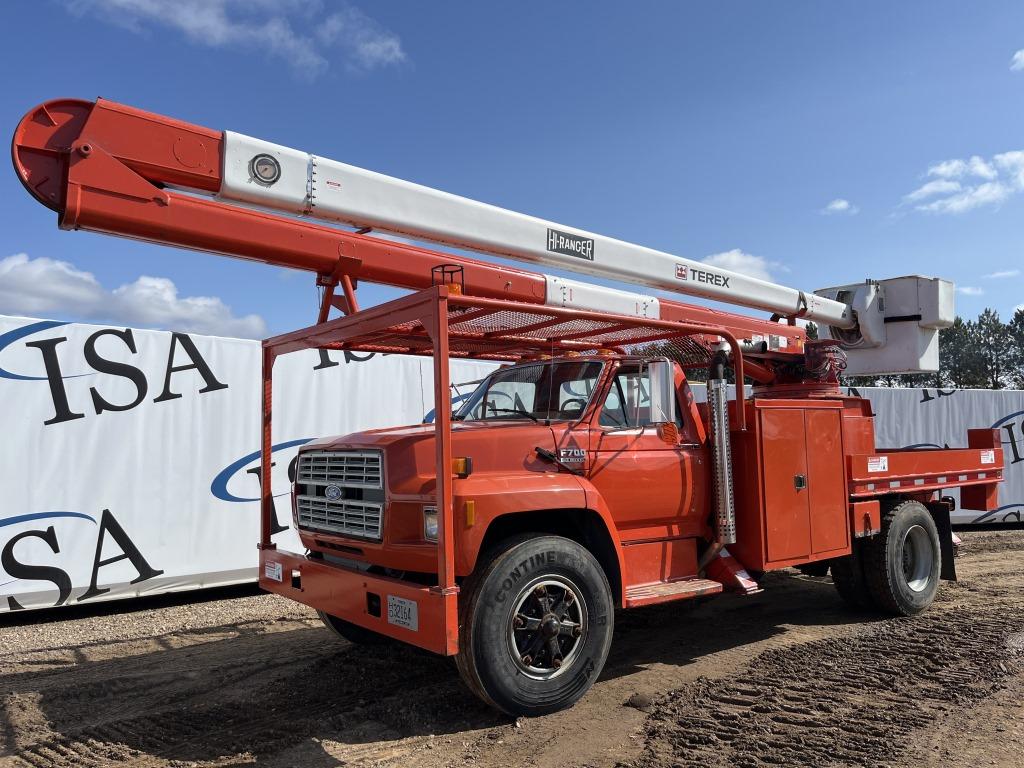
[257,286,748,655]
[260,288,459,655]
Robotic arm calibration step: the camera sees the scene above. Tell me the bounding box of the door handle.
[794,474,807,490]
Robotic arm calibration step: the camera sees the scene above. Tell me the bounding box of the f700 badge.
[559,448,586,463]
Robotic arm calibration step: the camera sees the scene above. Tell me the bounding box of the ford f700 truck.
[256,287,1003,715]
[13,98,1005,715]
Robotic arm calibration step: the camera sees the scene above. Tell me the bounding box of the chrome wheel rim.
[901,524,933,592]
[507,577,588,680]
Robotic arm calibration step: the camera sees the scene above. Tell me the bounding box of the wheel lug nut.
[521,654,532,665]
[573,626,582,637]
[513,616,524,628]
[552,658,562,669]
[534,586,545,596]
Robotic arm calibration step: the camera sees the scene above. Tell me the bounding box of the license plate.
[264,561,283,582]
[387,595,418,631]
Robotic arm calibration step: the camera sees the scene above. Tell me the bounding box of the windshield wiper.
[486,407,539,423]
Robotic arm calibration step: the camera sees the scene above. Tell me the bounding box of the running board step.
[624,578,723,608]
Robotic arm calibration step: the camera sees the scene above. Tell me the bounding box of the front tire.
[862,500,941,616]
[317,610,391,646]
[456,535,614,716]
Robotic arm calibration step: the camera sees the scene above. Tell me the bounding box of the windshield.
[455,360,603,422]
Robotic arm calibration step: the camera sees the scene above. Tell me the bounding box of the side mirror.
[646,357,676,426]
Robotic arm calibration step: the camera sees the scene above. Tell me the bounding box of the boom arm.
[15,97,954,376]
[13,97,812,363]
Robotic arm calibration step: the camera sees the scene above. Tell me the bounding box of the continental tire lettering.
[494,550,558,602]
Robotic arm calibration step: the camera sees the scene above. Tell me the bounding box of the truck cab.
[293,354,709,597]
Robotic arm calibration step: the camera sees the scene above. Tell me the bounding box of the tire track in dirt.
[4,531,1023,768]
[8,630,497,767]
[630,598,1024,767]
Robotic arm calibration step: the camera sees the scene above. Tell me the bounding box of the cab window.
[599,365,684,430]
[457,361,603,422]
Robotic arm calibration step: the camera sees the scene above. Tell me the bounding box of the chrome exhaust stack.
[699,349,737,572]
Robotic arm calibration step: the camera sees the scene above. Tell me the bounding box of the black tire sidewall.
[469,536,613,716]
[317,610,391,646]
[881,504,941,614]
[830,542,873,609]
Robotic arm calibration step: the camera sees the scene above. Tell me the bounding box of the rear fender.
[927,499,957,582]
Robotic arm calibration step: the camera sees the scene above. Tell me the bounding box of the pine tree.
[974,309,1012,389]
[1007,307,1024,389]
[939,317,985,389]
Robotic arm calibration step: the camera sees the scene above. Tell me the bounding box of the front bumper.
[259,547,459,655]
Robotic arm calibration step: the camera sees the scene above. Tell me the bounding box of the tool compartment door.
[761,408,811,562]
[805,409,850,555]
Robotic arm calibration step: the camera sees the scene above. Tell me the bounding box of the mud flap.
[930,505,957,582]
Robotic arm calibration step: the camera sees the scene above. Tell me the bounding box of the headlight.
[423,506,438,541]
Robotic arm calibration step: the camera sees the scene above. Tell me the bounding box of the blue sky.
[0,1,1022,337]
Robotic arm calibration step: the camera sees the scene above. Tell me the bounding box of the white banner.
[1,315,1020,612]
[0,315,491,612]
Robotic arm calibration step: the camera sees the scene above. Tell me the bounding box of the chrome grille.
[296,496,383,539]
[298,451,382,488]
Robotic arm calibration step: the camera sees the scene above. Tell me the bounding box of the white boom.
[215,132,956,375]
[217,131,855,329]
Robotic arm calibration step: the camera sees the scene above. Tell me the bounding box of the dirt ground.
[2,531,1023,768]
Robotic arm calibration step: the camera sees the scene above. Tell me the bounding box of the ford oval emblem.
[324,484,343,501]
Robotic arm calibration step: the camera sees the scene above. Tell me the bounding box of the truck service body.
[12,98,1006,715]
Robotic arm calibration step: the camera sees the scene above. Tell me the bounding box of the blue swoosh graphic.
[992,410,1024,429]
[210,438,314,503]
[422,392,475,424]
[970,503,1024,524]
[0,320,92,381]
[0,511,96,528]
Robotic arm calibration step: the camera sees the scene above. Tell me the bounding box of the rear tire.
[862,500,941,616]
[317,610,391,646]
[456,535,614,716]
[795,561,830,578]
[830,540,873,609]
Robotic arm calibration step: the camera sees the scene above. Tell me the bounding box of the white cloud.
[821,198,859,215]
[956,286,984,296]
[983,269,1020,279]
[903,150,1024,214]
[0,254,266,338]
[701,249,786,283]
[926,155,998,180]
[67,1,406,78]
[995,151,1024,187]
[902,179,962,203]
[316,7,407,71]
[1012,49,1024,71]
[914,181,1012,214]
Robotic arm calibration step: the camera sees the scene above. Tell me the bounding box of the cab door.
[586,364,705,542]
